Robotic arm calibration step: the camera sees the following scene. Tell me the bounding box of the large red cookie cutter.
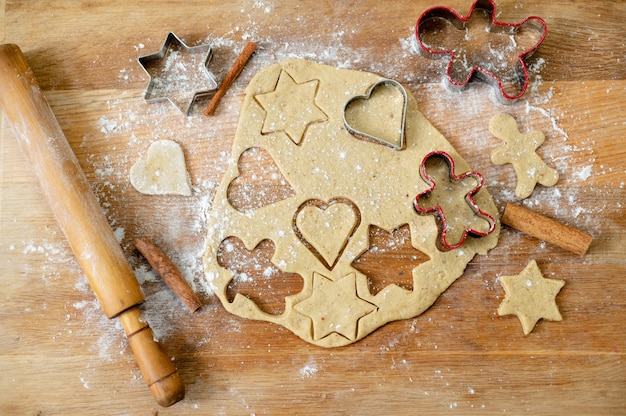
[413,151,496,250]
[415,0,547,102]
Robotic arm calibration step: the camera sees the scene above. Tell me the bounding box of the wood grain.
[1,1,625,414]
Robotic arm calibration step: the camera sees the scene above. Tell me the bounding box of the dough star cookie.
[294,272,376,341]
[497,260,565,335]
[204,59,500,347]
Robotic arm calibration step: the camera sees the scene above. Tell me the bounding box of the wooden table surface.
[1,1,624,414]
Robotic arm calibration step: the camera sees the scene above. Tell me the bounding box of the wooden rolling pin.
[0,44,184,407]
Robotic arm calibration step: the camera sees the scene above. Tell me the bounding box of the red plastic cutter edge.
[413,151,496,250]
[415,0,547,102]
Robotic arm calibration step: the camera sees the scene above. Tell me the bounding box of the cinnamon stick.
[204,41,258,116]
[135,237,202,312]
[501,203,592,256]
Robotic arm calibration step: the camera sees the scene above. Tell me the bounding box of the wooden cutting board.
[1,1,624,414]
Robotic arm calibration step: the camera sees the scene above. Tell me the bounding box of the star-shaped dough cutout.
[138,32,218,115]
[255,70,328,145]
[294,272,376,341]
[497,260,565,335]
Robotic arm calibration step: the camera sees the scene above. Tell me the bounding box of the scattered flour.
[575,165,593,181]
[113,227,125,243]
[299,357,319,379]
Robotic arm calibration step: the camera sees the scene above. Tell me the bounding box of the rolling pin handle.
[119,307,185,407]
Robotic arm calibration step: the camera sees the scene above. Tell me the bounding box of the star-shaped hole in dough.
[255,70,328,145]
[294,272,376,341]
[497,260,565,335]
[352,224,430,295]
[138,32,218,115]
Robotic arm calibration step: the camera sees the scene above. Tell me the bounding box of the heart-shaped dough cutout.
[294,198,361,270]
[343,79,408,150]
[130,139,192,196]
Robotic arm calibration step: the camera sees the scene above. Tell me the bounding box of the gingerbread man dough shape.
[204,60,500,347]
[489,113,559,199]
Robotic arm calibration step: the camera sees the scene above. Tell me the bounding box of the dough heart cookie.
[204,59,500,347]
[130,139,192,196]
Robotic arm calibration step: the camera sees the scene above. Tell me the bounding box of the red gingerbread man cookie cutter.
[413,151,496,250]
[415,0,547,102]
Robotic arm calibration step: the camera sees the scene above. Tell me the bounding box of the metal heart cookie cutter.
[343,79,408,151]
[138,32,218,115]
[413,151,496,250]
[415,0,547,102]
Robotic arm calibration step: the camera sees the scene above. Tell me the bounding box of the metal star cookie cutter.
[415,0,547,102]
[413,151,496,250]
[138,32,218,115]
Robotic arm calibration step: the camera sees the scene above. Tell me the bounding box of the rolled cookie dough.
[204,59,500,347]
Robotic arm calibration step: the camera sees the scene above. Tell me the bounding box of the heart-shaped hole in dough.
[227,147,296,212]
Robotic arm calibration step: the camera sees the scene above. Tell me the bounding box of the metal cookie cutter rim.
[413,150,496,250]
[138,32,218,115]
[415,0,547,102]
[342,79,408,151]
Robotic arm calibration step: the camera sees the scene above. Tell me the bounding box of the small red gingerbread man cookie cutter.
[413,151,496,250]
